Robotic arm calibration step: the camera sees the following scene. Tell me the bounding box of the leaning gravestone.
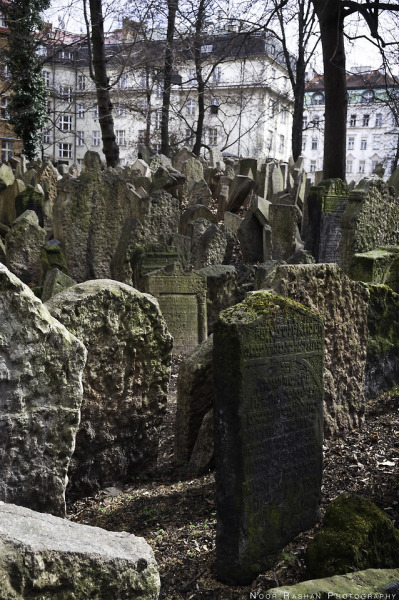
[340,175,399,274]
[5,210,46,286]
[46,279,172,500]
[0,503,160,599]
[0,264,86,517]
[303,179,348,264]
[214,292,324,584]
[142,264,207,354]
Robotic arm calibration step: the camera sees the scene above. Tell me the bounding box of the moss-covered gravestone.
[214,292,324,585]
[142,264,207,354]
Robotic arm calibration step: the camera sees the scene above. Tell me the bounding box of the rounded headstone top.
[83,151,102,172]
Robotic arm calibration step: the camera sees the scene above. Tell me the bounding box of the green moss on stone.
[15,188,44,227]
[305,493,399,579]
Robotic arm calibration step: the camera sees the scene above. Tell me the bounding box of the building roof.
[306,69,398,91]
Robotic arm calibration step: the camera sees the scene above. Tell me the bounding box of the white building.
[302,69,399,183]
[40,25,294,166]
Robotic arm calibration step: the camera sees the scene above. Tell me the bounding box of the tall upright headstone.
[142,264,207,354]
[303,179,348,264]
[214,292,324,584]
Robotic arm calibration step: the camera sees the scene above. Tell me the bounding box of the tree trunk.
[312,0,346,179]
[292,59,306,162]
[89,0,119,167]
[161,0,178,157]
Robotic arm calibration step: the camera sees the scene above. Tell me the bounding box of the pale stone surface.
[179,204,217,236]
[5,210,46,286]
[0,503,160,600]
[41,268,77,303]
[0,178,26,227]
[0,264,86,517]
[46,279,172,499]
[258,263,369,437]
[266,569,399,598]
[193,224,228,269]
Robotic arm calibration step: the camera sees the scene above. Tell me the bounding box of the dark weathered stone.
[41,268,77,303]
[350,246,399,293]
[269,204,299,261]
[197,264,239,333]
[179,204,217,236]
[174,336,213,465]
[226,175,255,213]
[237,212,263,263]
[214,292,324,585]
[0,264,86,517]
[194,224,228,269]
[46,280,172,500]
[187,409,215,477]
[142,264,207,355]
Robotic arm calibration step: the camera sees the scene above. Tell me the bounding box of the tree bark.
[312,0,347,179]
[89,0,119,167]
[161,0,178,157]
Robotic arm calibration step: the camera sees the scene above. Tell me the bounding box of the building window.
[212,66,222,83]
[266,130,273,150]
[270,44,276,56]
[200,44,213,54]
[77,75,86,91]
[310,160,316,172]
[280,108,287,123]
[43,71,51,87]
[372,160,379,172]
[1,141,12,162]
[59,86,73,102]
[363,114,370,126]
[360,138,367,150]
[346,160,353,174]
[271,68,276,82]
[189,68,196,82]
[46,100,52,115]
[0,97,9,120]
[155,110,162,129]
[210,98,219,115]
[93,105,99,118]
[313,117,320,128]
[115,104,126,117]
[116,130,125,146]
[77,104,85,118]
[208,128,218,146]
[348,137,355,150]
[373,135,381,150]
[311,138,318,150]
[185,128,195,144]
[37,45,47,57]
[301,137,306,151]
[0,11,7,27]
[350,114,356,127]
[43,129,51,144]
[302,116,308,129]
[269,99,275,118]
[359,160,366,173]
[375,113,383,127]
[92,130,100,146]
[58,143,72,158]
[118,73,128,89]
[139,72,147,87]
[58,49,73,60]
[186,99,196,115]
[77,131,85,146]
[59,115,73,131]
[279,134,285,153]
[155,83,163,98]
[139,101,148,113]
[362,90,374,103]
[312,92,324,105]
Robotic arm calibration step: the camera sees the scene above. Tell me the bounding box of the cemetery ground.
[67,359,399,600]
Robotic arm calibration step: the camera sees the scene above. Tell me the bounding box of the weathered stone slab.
[251,195,270,225]
[350,246,399,293]
[214,292,324,584]
[187,408,214,477]
[226,175,255,213]
[142,264,207,354]
[0,178,26,226]
[194,224,228,269]
[303,179,348,264]
[0,503,160,599]
[41,268,77,303]
[182,157,204,182]
[224,211,243,234]
[257,263,369,436]
[46,279,172,500]
[269,204,299,260]
[174,336,214,465]
[179,204,217,236]
[0,264,86,516]
[340,176,399,274]
[5,210,46,286]
[237,212,263,263]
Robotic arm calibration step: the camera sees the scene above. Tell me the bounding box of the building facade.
[39,25,294,166]
[302,69,399,183]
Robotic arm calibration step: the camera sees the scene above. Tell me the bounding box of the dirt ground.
[68,372,399,599]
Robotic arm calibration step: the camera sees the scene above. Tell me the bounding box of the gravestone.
[214,292,324,584]
[41,268,76,302]
[46,279,172,500]
[226,175,255,213]
[269,204,299,260]
[349,245,399,293]
[237,212,264,263]
[5,210,46,286]
[142,264,207,354]
[0,264,86,517]
[303,179,348,264]
[257,263,369,437]
[340,176,399,274]
[193,224,228,269]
